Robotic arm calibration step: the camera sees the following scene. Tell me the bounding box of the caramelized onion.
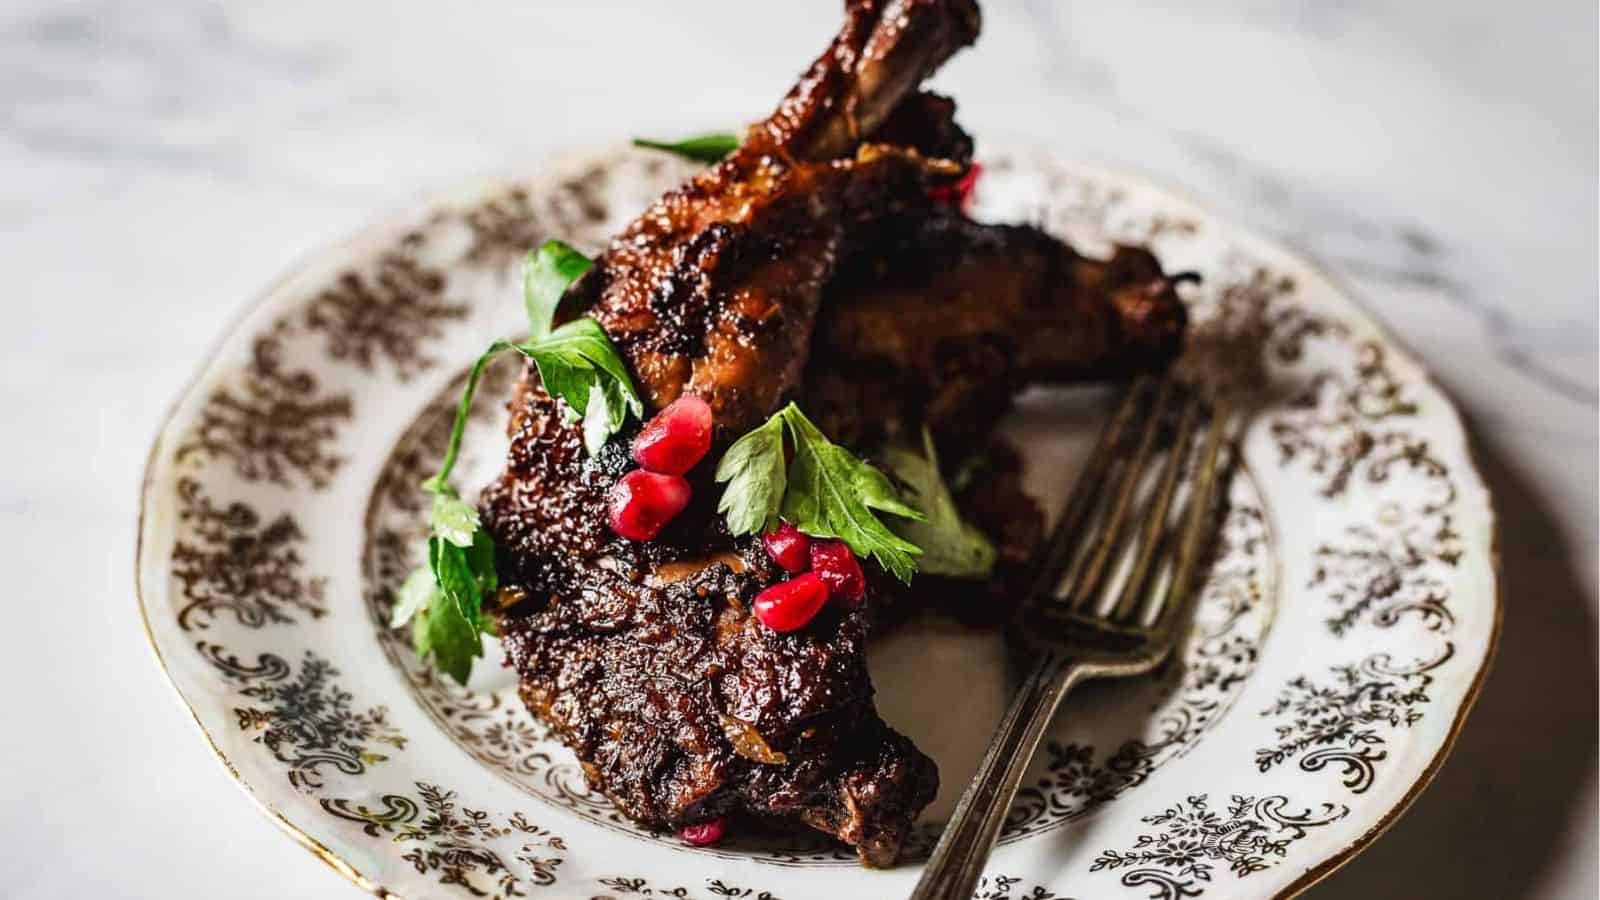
[720,713,788,765]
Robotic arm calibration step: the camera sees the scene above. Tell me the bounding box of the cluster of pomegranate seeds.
[753,572,830,632]
[632,394,713,475]
[928,161,981,210]
[755,527,868,630]
[679,818,725,847]
[607,395,714,541]
[761,522,811,572]
[809,539,865,607]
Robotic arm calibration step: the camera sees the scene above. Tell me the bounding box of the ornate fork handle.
[908,650,1084,900]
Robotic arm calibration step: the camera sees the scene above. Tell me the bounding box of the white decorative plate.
[137,145,1499,900]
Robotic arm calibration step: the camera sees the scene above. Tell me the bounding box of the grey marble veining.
[0,2,1592,899]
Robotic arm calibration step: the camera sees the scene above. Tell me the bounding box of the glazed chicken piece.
[486,383,939,867]
[481,0,1188,868]
[805,210,1188,453]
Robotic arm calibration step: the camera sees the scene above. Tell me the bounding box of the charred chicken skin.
[806,212,1188,453]
[480,0,1187,867]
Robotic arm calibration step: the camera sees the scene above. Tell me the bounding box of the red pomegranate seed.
[607,470,691,541]
[809,540,866,606]
[928,161,982,210]
[680,818,725,846]
[762,522,811,573]
[632,394,714,475]
[753,572,830,632]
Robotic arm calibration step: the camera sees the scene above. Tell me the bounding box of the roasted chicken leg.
[568,0,982,439]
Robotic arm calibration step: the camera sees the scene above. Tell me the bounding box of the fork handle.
[909,651,1083,900]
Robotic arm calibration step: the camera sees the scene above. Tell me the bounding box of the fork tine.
[1020,376,1152,599]
[1061,377,1177,612]
[1152,395,1232,634]
[1108,392,1202,625]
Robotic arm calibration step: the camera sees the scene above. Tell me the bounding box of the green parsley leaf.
[414,592,482,685]
[431,536,482,625]
[883,429,997,579]
[519,317,644,454]
[522,240,593,340]
[466,528,497,596]
[714,413,788,536]
[715,403,924,581]
[777,405,924,583]
[389,566,437,629]
[632,132,741,162]
[429,489,481,548]
[400,530,493,685]
[515,244,639,453]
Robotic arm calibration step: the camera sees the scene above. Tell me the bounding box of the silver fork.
[909,377,1231,900]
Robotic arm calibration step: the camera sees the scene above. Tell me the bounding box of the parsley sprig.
[715,403,924,582]
[391,240,641,683]
[387,483,499,684]
[883,429,997,579]
[632,132,741,162]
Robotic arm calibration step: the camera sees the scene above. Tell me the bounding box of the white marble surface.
[1,1,1593,897]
